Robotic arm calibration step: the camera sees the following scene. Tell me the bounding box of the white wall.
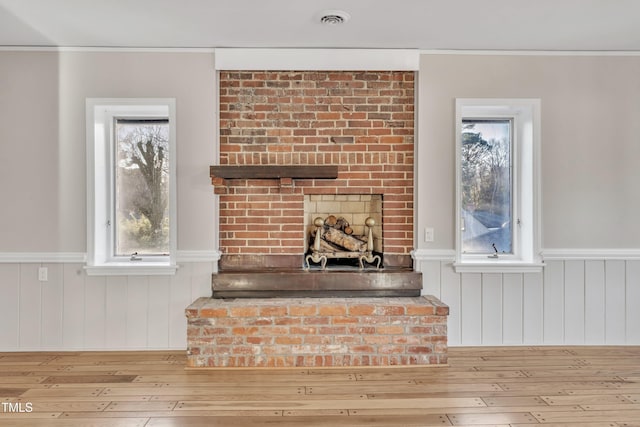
[417,54,640,250]
[2,50,640,350]
[0,50,217,252]
[416,53,640,345]
[0,50,217,351]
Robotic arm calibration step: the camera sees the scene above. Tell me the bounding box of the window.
[86,99,177,275]
[455,99,542,273]
[114,118,170,257]
[461,119,513,255]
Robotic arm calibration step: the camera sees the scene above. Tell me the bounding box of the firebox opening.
[304,194,383,270]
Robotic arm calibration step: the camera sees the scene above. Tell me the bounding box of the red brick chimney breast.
[217,71,414,266]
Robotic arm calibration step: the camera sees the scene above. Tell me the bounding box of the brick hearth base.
[185,296,448,368]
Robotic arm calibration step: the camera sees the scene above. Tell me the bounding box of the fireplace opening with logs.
[306,214,382,270]
[211,190,421,298]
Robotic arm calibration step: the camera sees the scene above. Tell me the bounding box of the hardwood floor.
[1,347,639,426]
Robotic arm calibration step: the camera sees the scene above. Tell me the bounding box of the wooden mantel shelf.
[210,165,338,180]
[210,165,338,194]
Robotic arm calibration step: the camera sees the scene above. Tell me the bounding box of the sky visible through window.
[461,119,512,254]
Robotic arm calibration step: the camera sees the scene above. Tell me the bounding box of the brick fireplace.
[185,68,448,368]
[213,70,415,270]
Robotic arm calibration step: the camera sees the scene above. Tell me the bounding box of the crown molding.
[420,49,640,57]
[0,46,215,53]
[5,46,639,58]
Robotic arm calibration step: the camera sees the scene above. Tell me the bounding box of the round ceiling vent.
[320,10,351,25]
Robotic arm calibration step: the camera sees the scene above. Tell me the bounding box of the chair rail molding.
[0,250,221,264]
[541,248,640,260]
[411,249,456,263]
[411,248,640,263]
[0,252,86,263]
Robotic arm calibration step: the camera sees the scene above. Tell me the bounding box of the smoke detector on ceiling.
[319,10,351,25]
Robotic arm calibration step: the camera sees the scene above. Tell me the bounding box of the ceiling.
[1,0,640,51]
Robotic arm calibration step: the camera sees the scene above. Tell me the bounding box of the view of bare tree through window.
[461,119,512,254]
[115,119,170,256]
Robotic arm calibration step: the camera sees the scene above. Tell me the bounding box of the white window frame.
[86,98,177,276]
[454,98,543,273]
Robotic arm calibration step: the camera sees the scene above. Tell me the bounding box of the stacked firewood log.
[311,215,369,253]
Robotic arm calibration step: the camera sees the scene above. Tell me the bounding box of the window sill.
[453,260,544,274]
[84,263,178,276]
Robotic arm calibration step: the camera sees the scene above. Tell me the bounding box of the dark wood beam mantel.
[210,165,338,180]
[210,165,339,194]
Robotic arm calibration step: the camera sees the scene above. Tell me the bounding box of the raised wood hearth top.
[210,165,339,180]
[211,269,422,299]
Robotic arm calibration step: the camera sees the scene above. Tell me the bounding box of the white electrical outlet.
[425,227,434,242]
[38,267,48,282]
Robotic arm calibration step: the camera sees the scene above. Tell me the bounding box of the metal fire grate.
[305,215,381,270]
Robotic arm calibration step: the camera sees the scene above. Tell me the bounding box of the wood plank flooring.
[1,347,639,426]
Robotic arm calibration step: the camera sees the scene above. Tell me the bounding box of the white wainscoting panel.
[460,273,482,345]
[627,261,640,343]
[63,264,86,349]
[522,272,543,344]
[0,264,20,349]
[543,260,565,344]
[126,276,149,348]
[0,261,214,351]
[41,264,64,348]
[584,260,605,344]
[105,276,128,349]
[417,256,640,346]
[481,273,503,345]
[502,273,523,345]
[563,260,585,345]
[84,275,107,349]
[605,260,626,344]
[3,256,638,350]
[19,264,42,349]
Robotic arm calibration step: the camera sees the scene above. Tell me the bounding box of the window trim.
[86,98,177,276]
[454,98,543,273]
